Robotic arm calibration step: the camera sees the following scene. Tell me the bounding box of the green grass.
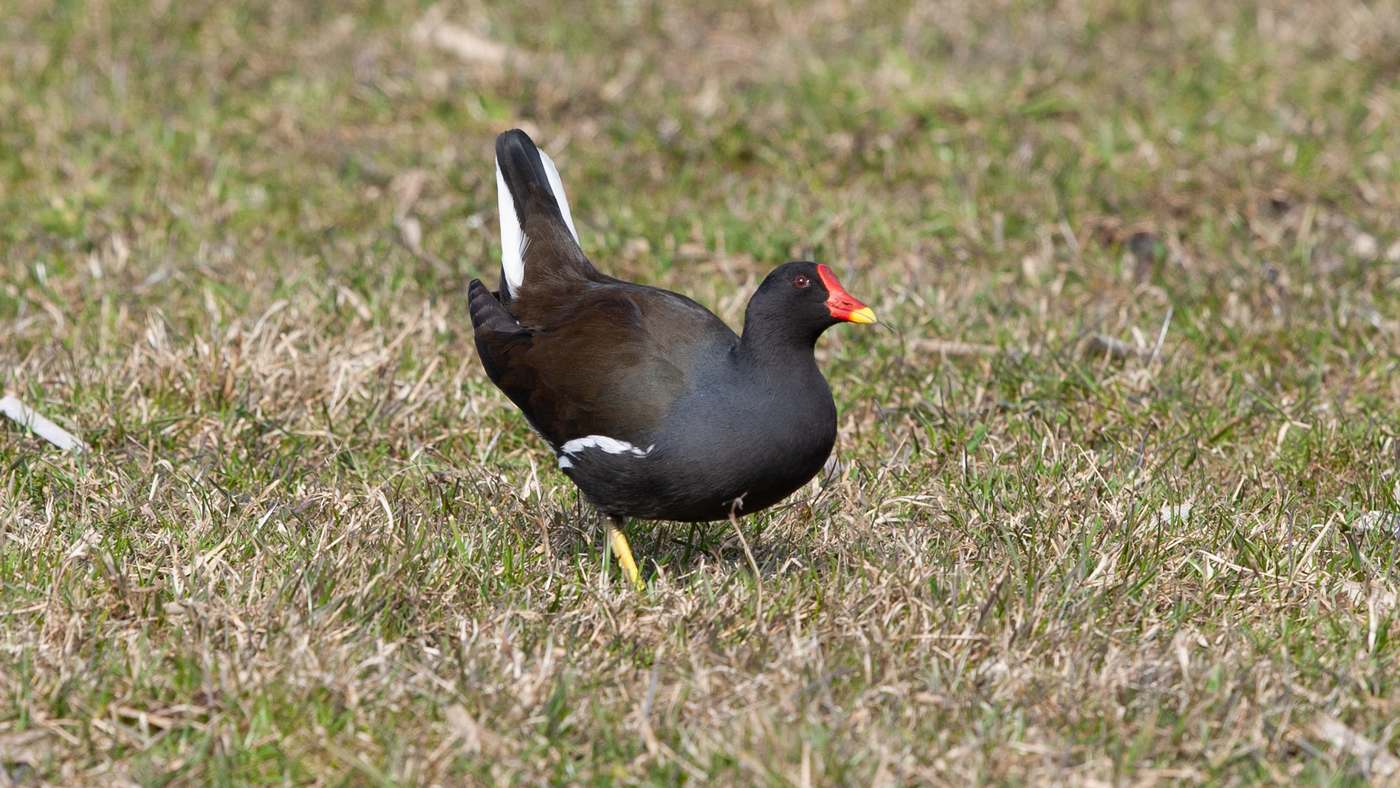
[2,0,1399,783]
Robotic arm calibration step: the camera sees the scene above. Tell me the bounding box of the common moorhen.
[469,129,875,589]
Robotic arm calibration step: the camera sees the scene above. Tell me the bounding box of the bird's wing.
[471,280,735,448]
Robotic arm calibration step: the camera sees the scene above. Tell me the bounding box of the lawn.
[2,0,1398,783]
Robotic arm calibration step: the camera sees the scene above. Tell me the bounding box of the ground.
[2,0,1399,784]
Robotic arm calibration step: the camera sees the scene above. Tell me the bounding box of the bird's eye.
[793,274,811,289]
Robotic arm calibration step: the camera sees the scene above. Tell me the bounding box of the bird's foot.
[608,523,645,592]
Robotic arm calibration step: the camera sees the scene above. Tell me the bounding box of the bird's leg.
[607,516,644,591]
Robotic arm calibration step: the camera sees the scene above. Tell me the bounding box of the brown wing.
[480,129,735,445]
[472,277,735,448]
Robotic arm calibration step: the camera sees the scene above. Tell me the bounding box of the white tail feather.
[495,146,581,297]
[538,149,581,243]
[495,160,525,296]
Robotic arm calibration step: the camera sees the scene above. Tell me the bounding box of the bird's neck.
[736,316,822,373]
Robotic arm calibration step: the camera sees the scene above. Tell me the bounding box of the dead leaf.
[411,7,526,67]
[1312,715,1400,778]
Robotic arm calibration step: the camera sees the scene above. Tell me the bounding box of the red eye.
[793,274,810,289]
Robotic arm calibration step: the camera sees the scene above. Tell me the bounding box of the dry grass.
[2,0,1399,783]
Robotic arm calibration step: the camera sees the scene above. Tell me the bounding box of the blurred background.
[6,1,1396,339]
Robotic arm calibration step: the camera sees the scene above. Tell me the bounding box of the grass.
[2,0,1398,783]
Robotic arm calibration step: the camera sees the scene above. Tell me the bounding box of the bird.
[468,129,875,589]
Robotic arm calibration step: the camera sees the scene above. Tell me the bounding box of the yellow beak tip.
[847,307,877,325]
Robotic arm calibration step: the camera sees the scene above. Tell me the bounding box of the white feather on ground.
[0,395,86,452]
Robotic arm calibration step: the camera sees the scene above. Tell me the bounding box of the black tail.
[496,129,568,230]
[493,129,591,302]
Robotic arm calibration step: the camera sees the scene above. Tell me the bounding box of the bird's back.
[471,130,736,450]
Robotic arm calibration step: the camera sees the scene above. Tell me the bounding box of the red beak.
[817,264,877,324]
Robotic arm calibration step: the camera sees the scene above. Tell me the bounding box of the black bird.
[469,129,875,588]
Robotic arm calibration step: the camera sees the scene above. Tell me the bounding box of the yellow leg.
[608,520,644,591]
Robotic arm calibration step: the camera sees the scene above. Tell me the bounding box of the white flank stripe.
[560,435,653,458]
[1,395,86,452]
[537,149,580,243]
[557,456,573,470]
[495,160,526,296]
